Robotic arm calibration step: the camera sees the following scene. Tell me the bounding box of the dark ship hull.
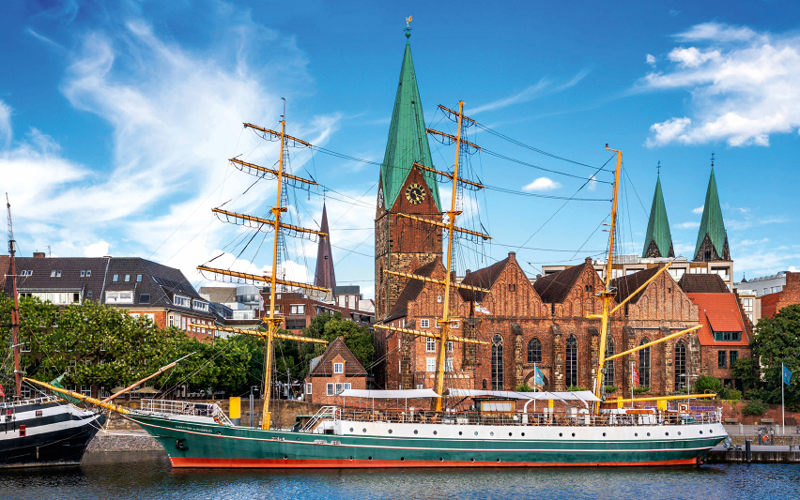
[1,398,105,468]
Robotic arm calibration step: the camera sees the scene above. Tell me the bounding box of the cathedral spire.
[379,30,441,211]
[694,157,730,261]
[314,203,336,293]
[642,170,674,258]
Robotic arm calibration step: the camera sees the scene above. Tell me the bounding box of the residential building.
[759,272,800,319]
[304,337,367,405]
[734,272,787,298]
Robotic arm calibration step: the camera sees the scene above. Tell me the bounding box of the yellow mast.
[592,145,622,411]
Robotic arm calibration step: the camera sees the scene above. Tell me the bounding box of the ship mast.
[6,194,22,398]
[192,105,330,429]
[375,101,491,412]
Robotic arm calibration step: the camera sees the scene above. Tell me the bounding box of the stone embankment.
[86,431,163,453]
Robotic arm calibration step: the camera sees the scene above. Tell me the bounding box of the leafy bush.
[633,386,650,394]
[516,383,534,392]
[604,386,617,393]
[566,385,588,392]
[720,388,742,402]
[742,399,768,416]
[693,375,722,394]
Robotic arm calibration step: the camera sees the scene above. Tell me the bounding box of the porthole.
[602,433,606,437]
[635,433,638,437]
[509,432,513,437]
[368,456,373,461]
[496,458,501,462]
[459,431,463,436]
[283,455,288,460]
[470,458,475,463]
[433,431,438,435]
[474,431,479,436]
[388,429,393,434]
[490,432,494,436]
[559,433,563,437]
[571,433,575,437]
[400,457,405,462]
[439,457,444,462]
[521,432,525,437]
[647,433,651,437]
[363,428,367,433]
[296,437,301,441]
[678,431,682,436]
[665,432,669,436]
[414,430,419,435]
[349,428,354,432]
[349,456,353,461]
[709,430,714,434]
[700,430,703,434]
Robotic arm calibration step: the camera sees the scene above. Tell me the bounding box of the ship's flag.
[0,382,4,397]
[534,366,545,387]
[473,302,492,315]
[783,365,793,385]
[632,364,640,387]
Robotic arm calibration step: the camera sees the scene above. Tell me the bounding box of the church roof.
[533,259,592,304]
[380,35,441,211]
[459,255,510,302]
[612,266,661,305]
[642,176,674,258]
[385,259,441,322]
[678,274,730,294]
[694,168,728,260]
[314,203,336,292]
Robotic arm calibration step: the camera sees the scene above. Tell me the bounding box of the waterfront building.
[303,336,367,405]
[3,253,216,340]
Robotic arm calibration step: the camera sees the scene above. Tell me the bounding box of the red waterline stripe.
[170,457,699,468]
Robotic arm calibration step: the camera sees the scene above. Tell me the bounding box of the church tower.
[641,170,674,258]
[375,28,443,320]
[314,202,336,294]
[694,157,731,262]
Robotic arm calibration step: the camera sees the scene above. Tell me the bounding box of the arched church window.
[674,340,687,390]
[604,337,615,388]
[527,338,542,364]
[566,335,578,388]
[491,334,504,390]
[639,338,651,387]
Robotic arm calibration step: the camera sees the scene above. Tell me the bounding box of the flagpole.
[782,362,786,436]
[533,362,536,414]
[631,362,634,408]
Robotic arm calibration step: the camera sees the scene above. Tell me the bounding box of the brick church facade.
[372,34,751,397]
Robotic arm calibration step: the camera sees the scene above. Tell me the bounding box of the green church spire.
[694,156,730,261]
[379,32,441,211]
[642,172,674,258]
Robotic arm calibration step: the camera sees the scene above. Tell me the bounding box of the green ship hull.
[127,414,726,468]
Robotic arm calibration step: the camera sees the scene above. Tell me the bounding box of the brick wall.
[761,272,800,319]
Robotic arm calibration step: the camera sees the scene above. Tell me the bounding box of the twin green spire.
[379,32,441,211]
[641,174,674,258]
[693,167,730,261]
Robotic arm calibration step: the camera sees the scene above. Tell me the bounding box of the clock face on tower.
[405,183,426,205]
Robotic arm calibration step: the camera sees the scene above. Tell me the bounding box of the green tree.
[749,304,800,410]
[299,312,374,378]
[693,375,722,394]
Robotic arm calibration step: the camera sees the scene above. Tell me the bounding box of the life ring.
[334,409,341,420]
[761,434,769,443]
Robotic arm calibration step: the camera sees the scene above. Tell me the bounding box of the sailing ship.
[27,26,728,468]
[1,195,105,468]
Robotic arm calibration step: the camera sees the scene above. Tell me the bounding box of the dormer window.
[86,270,91,277]
[173,295,190,308]
[80,271,85,277]
[192,300,208,312]
[334,362,344,374]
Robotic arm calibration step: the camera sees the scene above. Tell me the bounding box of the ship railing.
[0,395,61,408]
[139,399,233,426]
[301,405,339,433]
[336,408,721,427]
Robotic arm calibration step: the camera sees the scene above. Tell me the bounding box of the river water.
[1,451,797,500]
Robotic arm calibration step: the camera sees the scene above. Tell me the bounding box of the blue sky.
[2,0,799,299]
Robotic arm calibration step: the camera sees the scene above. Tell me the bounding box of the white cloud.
[673,242,694,256]
[83,240,110,257]
[522,177,561,192]
[471,68,590,115]
[0,100,11,147]
[646,54,656,67]
[734,250,800,277]
[736,238,769,247]
[641,22,800,147]
[789,266,798,272]
[692,205,704,214]
[587,174,598,191]
[675,221,700,229]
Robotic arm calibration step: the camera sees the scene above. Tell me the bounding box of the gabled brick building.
[304,337,367,405]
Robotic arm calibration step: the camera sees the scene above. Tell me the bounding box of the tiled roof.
[612,267,661,305]
[308,337,367,376]
[384,259,441,322]
[533,260,590,304]
[7,256,111,300]
[678,274,729,294]
[686,292,750,346]
[458,256,509,302]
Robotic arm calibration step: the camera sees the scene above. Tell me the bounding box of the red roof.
[686,293,750,346]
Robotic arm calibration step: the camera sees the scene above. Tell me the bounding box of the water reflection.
[1,451,797,500]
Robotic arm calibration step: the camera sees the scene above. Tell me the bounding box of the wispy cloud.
[25,28,66,52]
[471,68,591,115]
[523,177,561,192]
[0,100,11,147]
[641,22,800,147]
[646,54,656,67]
[675,221,700,229]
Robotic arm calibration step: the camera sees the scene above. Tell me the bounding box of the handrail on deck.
[139,399,233,426]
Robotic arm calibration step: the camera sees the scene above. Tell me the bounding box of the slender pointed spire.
[694,157,730,261]
[642,171,674,258]
[314,203,336,293]
[380,29,441,211]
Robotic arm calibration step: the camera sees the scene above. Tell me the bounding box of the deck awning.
[446,389,600,403]
[339,389,441,399]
